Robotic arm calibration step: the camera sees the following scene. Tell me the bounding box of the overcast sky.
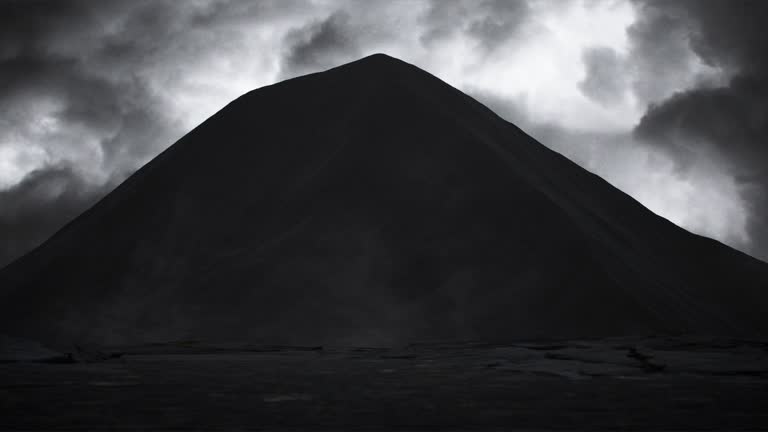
[1,0,767,267]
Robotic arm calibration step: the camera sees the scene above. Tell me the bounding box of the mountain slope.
[1,54,767,346]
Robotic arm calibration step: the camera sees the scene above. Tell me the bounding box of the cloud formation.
[578,46,628,106]
[631,0,768,260]
[281,12,361,79]
[0,0,766,266]
[0,0,184,265]
[420,0,532,52]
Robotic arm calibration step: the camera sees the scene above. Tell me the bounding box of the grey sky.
[0,0,766,266]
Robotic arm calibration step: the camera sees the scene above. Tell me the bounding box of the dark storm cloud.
[625,1,703,104]
[281,12,360,79]
[465,0,531,51]
[631,0,768,260]
[0,0,187,268]
[578,46,627,106]
[420,0,531,52]
[0,0,201,164]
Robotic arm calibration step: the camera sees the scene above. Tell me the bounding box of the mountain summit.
[2,54,767,346]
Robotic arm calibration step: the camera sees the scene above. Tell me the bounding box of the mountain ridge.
[1,53,767,347]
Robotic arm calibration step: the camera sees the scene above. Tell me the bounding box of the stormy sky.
[0,0,767,267]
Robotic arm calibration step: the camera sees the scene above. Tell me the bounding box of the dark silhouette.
[1,54,767,348]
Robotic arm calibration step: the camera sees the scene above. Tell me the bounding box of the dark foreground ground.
[2,336,768,430]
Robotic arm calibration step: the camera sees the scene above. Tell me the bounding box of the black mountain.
[2,54,767,347]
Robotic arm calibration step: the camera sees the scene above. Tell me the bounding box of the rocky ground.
[2,336,768,430]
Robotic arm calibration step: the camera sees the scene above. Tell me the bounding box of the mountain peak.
[358,52,399,63]
[331,53,427,80]
[348,53,408,68]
